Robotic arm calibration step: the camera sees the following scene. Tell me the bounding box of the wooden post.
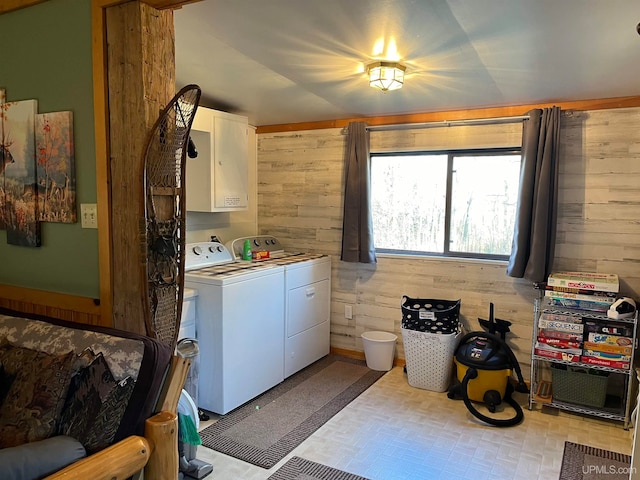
[144,411,179,479]
[105,1,175,334]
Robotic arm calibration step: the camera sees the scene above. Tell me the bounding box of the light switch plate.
[81,203,98,229]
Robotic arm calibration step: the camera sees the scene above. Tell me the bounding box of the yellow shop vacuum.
[448,305,529,427]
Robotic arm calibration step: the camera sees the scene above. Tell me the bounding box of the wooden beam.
[106,1,175,334]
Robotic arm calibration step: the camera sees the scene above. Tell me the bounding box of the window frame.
[370,146,522,261]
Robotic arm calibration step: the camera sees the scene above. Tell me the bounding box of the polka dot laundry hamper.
[401,296,462,392]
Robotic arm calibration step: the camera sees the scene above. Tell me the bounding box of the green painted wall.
[0,0,99,298]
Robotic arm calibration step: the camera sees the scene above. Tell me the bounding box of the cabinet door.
[213,112,248,209]
[186,107,248,212]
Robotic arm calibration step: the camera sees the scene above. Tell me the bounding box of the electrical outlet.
[81,203,98,229]
[345,305,353,319]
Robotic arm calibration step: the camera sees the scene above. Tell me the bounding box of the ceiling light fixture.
[367,61,406,92]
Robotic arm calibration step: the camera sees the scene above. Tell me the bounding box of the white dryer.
[228,236,331,378]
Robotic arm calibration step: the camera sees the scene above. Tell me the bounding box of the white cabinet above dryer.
[187,106,249,212]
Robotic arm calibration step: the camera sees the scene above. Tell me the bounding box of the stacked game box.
[545,271,618,313]
[582,320,633,369]
[535,312,583,363]
[539,272,634,370]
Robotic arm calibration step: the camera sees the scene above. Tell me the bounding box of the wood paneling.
[0,285,101,325]
[258,108,640,373]
[106,1,175,334]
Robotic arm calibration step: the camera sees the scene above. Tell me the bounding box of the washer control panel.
[185,242,234,270]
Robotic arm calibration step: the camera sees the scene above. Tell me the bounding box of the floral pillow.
[0,344,76,448]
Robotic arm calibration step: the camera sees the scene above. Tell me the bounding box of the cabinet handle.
[306,287,315,297]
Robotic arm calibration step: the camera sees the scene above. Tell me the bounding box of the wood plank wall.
[257,107,640,372]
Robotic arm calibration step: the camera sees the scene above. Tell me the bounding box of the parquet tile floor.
[195,366,633,480]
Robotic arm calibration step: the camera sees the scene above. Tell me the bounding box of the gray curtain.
[507,107,561,283]
[341,122,376,263]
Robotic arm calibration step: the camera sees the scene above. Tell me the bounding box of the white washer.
[184,241,284,415]
[228,236,331,378]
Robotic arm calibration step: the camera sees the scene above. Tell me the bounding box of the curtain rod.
[366,115,530,132]
[341,115,530,134]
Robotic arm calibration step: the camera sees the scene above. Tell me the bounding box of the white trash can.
[361,331,398,371]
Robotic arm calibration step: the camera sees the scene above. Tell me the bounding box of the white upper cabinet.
[186,107,249,212]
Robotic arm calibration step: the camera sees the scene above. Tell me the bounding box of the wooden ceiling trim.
[256,95,640,134]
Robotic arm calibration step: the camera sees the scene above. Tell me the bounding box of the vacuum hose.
[459,366,524,427]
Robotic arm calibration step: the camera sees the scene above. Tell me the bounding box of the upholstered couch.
[0,308,174,479]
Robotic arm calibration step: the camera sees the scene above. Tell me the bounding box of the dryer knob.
[193,246,203,255]
[254,239,261,247]
[217,245,224,252]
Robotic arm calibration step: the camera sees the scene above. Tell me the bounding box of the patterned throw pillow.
[58,353,136,453]
[71,347,100,372]
[0,345,75,448]
[83,376,135,452]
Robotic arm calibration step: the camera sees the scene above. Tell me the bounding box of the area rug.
[267,456,370,480]
[559,441,632,480]
[199,354,386,469]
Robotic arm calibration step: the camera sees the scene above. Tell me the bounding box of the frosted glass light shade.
[368,61,406,92]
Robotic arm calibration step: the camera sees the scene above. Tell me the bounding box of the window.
[370,148,521,260]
